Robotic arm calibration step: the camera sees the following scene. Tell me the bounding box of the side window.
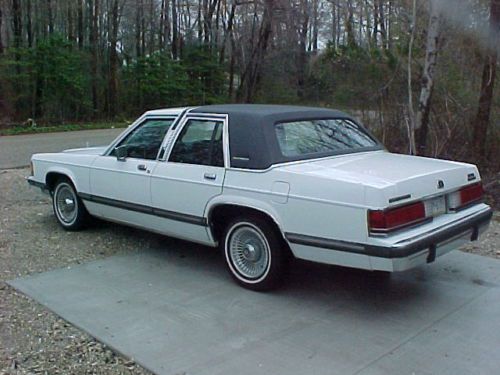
[169,119,224,167]
[111,118,174,160]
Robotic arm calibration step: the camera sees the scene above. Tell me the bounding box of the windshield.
[275,118,378,157]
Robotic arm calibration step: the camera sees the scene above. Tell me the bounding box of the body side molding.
[78,193,208,226]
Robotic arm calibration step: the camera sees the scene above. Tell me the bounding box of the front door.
[150,117,226,244]
[88,118,175,224]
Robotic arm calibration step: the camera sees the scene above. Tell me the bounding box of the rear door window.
[169,119,224,167]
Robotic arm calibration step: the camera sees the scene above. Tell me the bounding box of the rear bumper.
[285,206,493,272]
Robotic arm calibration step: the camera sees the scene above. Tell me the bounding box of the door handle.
[204,173,217,180]
[137,164,147,171]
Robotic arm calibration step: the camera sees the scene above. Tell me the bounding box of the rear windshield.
[275,118,378,157]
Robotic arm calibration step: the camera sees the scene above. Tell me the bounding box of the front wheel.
[52,178,89,231]
[222,216,288,291]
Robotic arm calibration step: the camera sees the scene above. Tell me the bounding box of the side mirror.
[115,145,128,161]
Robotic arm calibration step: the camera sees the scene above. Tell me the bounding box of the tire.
[52,178,89,231]
[222,215,288,291]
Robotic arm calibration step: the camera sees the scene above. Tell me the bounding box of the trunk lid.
[279,151,479,207]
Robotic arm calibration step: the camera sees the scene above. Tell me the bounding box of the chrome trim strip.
[388,194,411,203]
[162,113,230,168]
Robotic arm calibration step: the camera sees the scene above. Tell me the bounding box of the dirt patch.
[0,168,499,374]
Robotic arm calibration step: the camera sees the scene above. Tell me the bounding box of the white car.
[28,105,492,290]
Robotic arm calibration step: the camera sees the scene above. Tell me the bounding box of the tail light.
[368,201,427,234]
[448,183,484,211]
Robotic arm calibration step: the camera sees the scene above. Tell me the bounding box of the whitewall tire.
[222,215,288,291]
[52,178,88,231]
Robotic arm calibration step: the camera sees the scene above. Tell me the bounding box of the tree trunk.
[407,0,417,155]
[47,0,54,34]
[473,0,500,158]
[228,34,236,99]
[12,0,22,48]
[219,1,236,64]
[90,0,99,115]
[68,0,75,43]
[164,0,171,48]
[108,0,119,117]
[311,0,318,53]
[0,8,3,54]
[27,0,33,47]
[141,0,146,57]
[78,0,84,49]
[136,2,142,58]
[377,0,387,49]
[415,3,442,156]
[148,0,155,56]
[345,0,356,47]
[160,0,166,49]
[237,0,275,102]
[203,0,219,46]
[331,1,336,48]
[297,0,309,99]
[172,0,178,59]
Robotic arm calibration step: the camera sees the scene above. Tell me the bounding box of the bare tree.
[108,0,120,117]
[407,0,417,155]
[172,0,178,58]
[473,0,500,158]
[237,0,276,102]
[415,1,443,155]
[47,0,54,34]
[77,0,84,49]
[298,0,309,99]
[90,0,99,114]
[12,0,22,49]
[26,0,33,47]
[0,7,3,54]
[345,0,356,47]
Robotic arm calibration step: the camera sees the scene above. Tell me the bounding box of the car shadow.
[70,219,473,316]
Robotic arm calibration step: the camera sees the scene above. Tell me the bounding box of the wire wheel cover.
[228,225,270,279]
[55,185,77,224]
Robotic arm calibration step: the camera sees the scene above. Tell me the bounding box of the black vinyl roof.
[192,104,348,119]
[190,104,382,169]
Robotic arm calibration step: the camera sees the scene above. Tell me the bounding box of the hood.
[62,146,108,155]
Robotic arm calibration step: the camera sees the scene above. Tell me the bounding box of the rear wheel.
[52,178,88,231]
[222,216,288,291]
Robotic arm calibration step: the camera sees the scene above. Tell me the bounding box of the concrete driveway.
[0,128,123,169]
[8,244,500,375]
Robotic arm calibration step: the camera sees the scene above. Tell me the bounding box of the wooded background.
[0,0,498,170]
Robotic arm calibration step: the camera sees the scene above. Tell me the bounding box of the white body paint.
[28,107,492,272]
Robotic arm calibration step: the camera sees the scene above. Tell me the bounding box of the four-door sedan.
[27,104,492,290]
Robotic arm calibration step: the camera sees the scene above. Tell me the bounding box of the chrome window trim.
[103,115,178,158]
[226,150,387,174]
[162,113,229,169]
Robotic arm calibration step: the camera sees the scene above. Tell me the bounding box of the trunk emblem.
[437,180,445,189]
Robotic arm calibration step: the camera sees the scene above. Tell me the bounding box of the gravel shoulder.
[1,168,499,374]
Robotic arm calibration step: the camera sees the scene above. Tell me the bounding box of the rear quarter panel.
[219,168,369,244]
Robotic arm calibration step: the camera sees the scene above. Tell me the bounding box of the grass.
[0,122,129,136]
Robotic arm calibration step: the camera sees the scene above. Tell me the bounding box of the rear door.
[150,115,227,244]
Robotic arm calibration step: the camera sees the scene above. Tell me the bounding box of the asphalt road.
[0,128,124,169]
